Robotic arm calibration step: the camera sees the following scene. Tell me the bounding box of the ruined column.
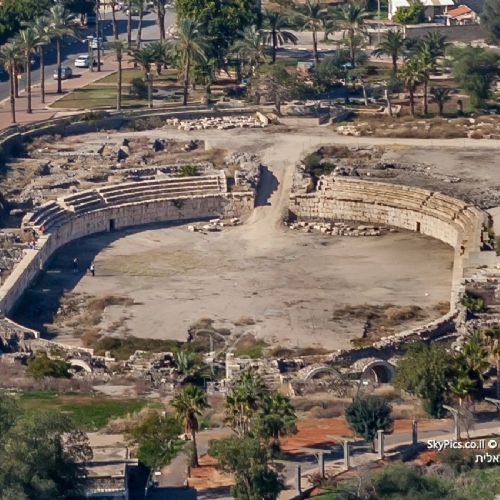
[318,452,325,479]
[377,430,385,460]
[295,465,301,493]
[343,441,351,471]
[454,414,461,441]
[412,420,418,446]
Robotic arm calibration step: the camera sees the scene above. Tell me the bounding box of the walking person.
[73,257,78,274]
[89,261,95,277]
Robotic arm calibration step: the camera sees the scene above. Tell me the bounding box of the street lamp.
[86,35,94,72]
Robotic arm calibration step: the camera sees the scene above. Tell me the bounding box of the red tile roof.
[447,5,473,16]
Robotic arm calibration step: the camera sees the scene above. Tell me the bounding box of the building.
[445,5,478,24]
[84,446,138,500]
[388,0,455,20]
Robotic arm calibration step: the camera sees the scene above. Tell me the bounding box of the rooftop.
[447,4,474,15]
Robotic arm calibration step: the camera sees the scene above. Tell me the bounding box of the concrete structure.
[0,174,255,316]
[290,176,494,308]
[85,446,138,500]
[446,5,478,24]
[388,0,454,20]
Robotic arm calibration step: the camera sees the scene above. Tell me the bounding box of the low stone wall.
[290,176,493,307]
[403,24,487,42]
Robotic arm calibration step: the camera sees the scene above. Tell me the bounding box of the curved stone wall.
[0,174,255,315]
[290,177,495,306]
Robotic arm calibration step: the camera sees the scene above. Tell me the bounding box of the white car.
[75,55,90,68]
[91,37,103,50]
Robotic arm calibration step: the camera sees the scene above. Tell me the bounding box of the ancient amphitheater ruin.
[1,112,500,388]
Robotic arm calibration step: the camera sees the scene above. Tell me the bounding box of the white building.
[388,0,455,20]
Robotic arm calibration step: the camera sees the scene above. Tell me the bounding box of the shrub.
[130,77,148,98]
[461,297,486,313]
[27,351,71,379]
[176,164,199,177]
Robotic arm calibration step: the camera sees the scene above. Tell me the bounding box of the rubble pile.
[289,220,398,237]
[165,115,267,131]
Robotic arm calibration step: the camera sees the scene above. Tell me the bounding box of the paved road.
[0,8,176,103]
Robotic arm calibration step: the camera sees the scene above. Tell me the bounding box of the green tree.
[0,0,52,45]
[455,331,490,397]
[373,462,450,499]
[27,350,72,379]
[430,87,452,116]
[482,0,500,45]
[225,371,269,436]
[27,17,52,104]
[169,19,209,106]
[0,393,20,438]
[393,0,425,24]
[449,365,475,408]
[253,393,297,455]
[46,4,80,94]
[397,56,423,116]
[127,411,182,470]
[0,43,22,123]
[175,0,258,59]
[344,396,393,451]
[171,384,209,468]
[107,39,128,111]
[208,435,285,500]
[449,45,500,109]
[233,26,267,75]
[262,10,297,63]
[336,2,369,68]
[0,411,92,500]
[484,325,500,399]
[14,27,38,113]
[393,343,455,418]
[297,0,326,65]
[373,29,405,73]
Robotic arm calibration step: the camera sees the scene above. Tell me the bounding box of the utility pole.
[96,0,101,71]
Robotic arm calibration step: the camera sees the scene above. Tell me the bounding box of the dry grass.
[433,301,451,315]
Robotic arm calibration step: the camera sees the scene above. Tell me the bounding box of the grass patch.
[433,301,451,315]
[97,68,178,85]
[94,336,182,360]
[50,85,145,110]
[16,390,148,431]
[233,334,268,359]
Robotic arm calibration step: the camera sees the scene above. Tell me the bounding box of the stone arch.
[360,360,394,383]
[69,359,93,373]
[300,363,341,381]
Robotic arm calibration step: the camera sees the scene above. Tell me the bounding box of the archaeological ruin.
[0,112,499,392]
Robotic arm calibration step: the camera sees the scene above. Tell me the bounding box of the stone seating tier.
[102,187,223,206]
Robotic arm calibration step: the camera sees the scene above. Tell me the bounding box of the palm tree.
[127,0,132,50]
[169,19,209,106]
[456,331,490,397]
[254,393,297,454]
[132,44,156,107]
[46,5,79,94]
[171,384,209,468]
[9,37,23,98]
[150,40,169,75]
[449,366,475,408]
[133,0,148,50]
[297,0,326,65]
[0,44,22,123]
[413,38,446,115]
[372,30,405,73]
[14,28,39,114]
[109,0,119,40]
[152,0,166,41]
[398,57,423,116]
[484,325,500,399]
[233,26,267,75]
[430,87,451,116]
[224,371,268,436]
[262,10,297,63]
[27,17,52,104]
[107,39,128,111]
[336,2,369,68]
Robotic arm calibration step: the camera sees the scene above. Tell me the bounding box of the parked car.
[125,7,141,15]
[54,67,72,80]
[75,55,96,68]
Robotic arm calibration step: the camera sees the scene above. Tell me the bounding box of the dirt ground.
[20,223,452,349]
